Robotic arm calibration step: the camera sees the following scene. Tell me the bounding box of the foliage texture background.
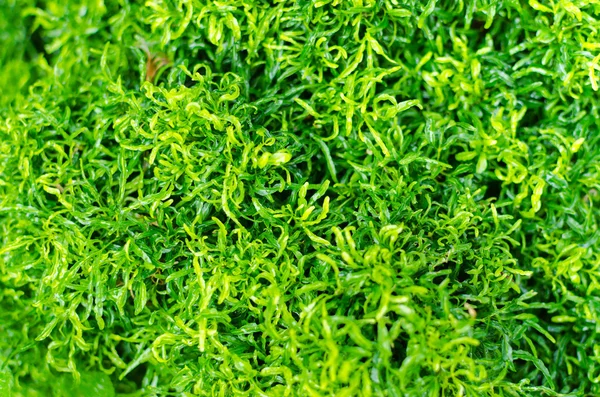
[1,0,600,396]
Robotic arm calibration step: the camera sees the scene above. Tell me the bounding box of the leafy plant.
[1,0,600,396]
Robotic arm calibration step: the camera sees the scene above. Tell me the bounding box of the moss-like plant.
[1,0,600,396]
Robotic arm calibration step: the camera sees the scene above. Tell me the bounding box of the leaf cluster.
[1,0,600,396]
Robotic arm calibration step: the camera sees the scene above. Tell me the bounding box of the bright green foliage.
[1,0,600,396]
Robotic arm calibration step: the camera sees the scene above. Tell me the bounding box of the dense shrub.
[1,0,600,396]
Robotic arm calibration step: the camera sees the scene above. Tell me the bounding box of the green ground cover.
[1,0,600,395]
